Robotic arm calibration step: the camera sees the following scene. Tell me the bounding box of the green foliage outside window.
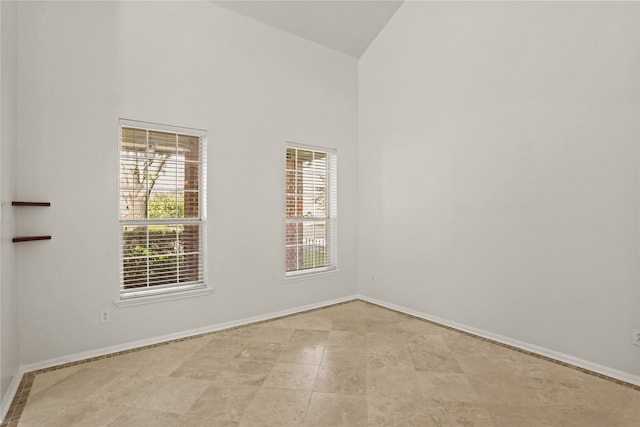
[123,193,187,288]
[148,193,185,219]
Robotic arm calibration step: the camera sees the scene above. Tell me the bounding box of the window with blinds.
[285,144,337,276]
[119,120,206,298]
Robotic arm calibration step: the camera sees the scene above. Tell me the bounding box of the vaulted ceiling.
[212,1,404,58]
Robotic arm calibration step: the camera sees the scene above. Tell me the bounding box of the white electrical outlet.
[100,310,111,324]
[632,329,640,346]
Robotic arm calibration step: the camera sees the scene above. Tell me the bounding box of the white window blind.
[119,120,207,298]
[285,144,337,276]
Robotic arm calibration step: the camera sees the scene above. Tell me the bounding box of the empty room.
[0,0,639,426]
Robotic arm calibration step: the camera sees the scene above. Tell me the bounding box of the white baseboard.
[20,294,359,374]
[360,295,640,387]
[1,366,25,424]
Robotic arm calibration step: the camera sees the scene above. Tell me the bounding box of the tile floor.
[5,300,640,426]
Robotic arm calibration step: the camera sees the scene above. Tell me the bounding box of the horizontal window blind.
[119,120,206,298]
[285,144,337,276]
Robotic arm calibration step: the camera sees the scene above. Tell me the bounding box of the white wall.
[359,2,640,377]
[9,0,639,386]
[1,0,19,405]
[16,1,358,365]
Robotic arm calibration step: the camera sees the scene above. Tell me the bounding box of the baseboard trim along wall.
[359,295,640,388]
[1,367,25,423]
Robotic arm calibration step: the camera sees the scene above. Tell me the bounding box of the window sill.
[284,268,340,283]
[114,286,212,308]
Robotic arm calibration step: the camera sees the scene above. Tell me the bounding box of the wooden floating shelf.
[12,201,51,207]
[13,236,52,243]
[11,202,51,242]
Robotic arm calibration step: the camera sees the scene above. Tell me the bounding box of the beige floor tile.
[250,326,296,343]
[581,373,640,414]
[444,334,512,356]
[235,342,284,361]
[401,329,459,346]
[83,372,154,407]
[288,329,330,345]
[262,362,319,390]
[18,396,76,425]
[406,334,451,350]
[330,316,367,333]
[303,392,367,427]
[364,305,404,321]
[365,331,408,355]
[396,317,451,337]
[366,319,400,334]
[117,338,208,377]
[170,336,211,353]
[17,397,127,426]
[514,373,598,407]
[29,366,82,396]
[321,347,368,367]
[85,352,141,373]
[198,337,248,358]
[278,343,326,365]
[454,351,522,378]
[487,405,559,427]
[32,366,125,401]
[314,365,366,395]
[326,330,366,349]
[58,402,127,427]
[408,343,463,373]
[131,354,187,378]
[178,414,239,427]
[184,383,259,421]
[367,395,442,427]
[366,348,414,372]
[487,404,637,427]
[454,347,552,379]
[214,358,275,386]
[436,402,496,427]
[331,306,366,319]
[416,372,480,403]
[93,345,193,379]
[170,353,232,381]
[367,367,421,399]
[466,373,538,405]
[133,376,209,414]
[239,388,311,427]
[107,408,180,427]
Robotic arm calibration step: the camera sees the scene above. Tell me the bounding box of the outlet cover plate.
[100,310,111,324]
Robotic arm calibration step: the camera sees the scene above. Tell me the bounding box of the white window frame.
[116,119,208,306]
[285,142,338,279]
